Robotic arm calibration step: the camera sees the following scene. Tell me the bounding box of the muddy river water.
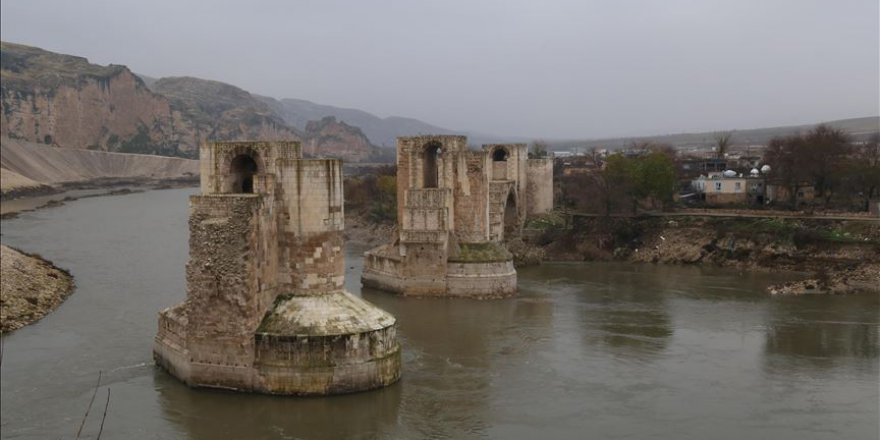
[1,187,877,439]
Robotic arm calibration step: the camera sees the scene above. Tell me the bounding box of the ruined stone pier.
[361,135,553,297]
[154,141,400,395]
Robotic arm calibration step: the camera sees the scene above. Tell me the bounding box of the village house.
[765,181,816,206]
[692,170,766,206]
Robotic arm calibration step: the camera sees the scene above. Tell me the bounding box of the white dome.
[723,170,737,177]
[761,165,771,174]
[750,168,760,175]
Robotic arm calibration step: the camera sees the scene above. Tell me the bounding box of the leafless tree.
[714,131,734,159]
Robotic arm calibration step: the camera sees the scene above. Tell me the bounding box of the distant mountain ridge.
[3,41,876,161]
[547,116,880,151]
[258,96,452,147]
[258,96,528,148]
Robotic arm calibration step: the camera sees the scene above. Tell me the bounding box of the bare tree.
[530,140,549,158]
[764,125,851,209]
[844,132,880,210]
[714,131,734,159]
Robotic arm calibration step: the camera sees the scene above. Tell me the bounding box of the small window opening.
[231,154,258,193]
[493,148,508,161]
[424,142,441,188]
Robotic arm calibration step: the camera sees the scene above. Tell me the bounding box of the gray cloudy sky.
[2,0,878,139]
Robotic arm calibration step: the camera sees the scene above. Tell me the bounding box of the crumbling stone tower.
[154,141,400,395]
[362,135,553,297]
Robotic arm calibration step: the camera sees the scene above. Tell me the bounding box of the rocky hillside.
[0,41,182,155]
[302,117,378,162]
[1,42,380,162]
[150,76,300,154]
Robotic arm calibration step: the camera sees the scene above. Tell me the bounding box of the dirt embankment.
[344,211,396,248]
[0,245,74,333]
[0,137,199,199]
[518,213,880,295]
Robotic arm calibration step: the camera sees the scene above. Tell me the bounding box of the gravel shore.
[1,245,74,333]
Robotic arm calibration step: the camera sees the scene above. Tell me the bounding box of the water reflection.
[763,294,880,373]
[361,288,539,439]
[526,264,674,359]
[156,369,401,440]
[2,188,878,439]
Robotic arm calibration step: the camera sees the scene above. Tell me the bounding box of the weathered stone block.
[155,140,400,395]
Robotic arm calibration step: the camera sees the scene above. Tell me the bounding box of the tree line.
[764,125,879,210]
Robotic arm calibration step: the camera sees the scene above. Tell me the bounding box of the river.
[1,187,877,439]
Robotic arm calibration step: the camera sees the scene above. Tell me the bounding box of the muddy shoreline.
[516,213,880,295]
[1,176,198,219]
[347,211,879,296]
[0,178,197,331]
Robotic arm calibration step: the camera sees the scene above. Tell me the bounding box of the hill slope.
[151,76,300,153]
[548,116,880,151]
[261,96,527,148]
[0,137,198,192]
[1,42,380,162]
[259,96,454,147]
[1,41,183,155]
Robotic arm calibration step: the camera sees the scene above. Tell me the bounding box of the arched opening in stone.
[423,142,441,188]
[492,147,508,161]
[491,147,509,180]
[230,154,258,193]
[503,191,518,239]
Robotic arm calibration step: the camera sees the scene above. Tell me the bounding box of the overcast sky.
[2,0,878,139]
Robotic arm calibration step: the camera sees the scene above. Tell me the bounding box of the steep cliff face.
[0,42,180,155]
[1,41,383,162]
[302,116,377,162]
[151,77,300,152]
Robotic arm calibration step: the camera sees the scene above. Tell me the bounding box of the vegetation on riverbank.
[516,211,880,294]
[0,245,74,333]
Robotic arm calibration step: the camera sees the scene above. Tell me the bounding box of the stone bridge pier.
[362,135,553,298]
[154,140,400,395]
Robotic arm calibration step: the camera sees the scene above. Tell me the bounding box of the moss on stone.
[450,242,512,263]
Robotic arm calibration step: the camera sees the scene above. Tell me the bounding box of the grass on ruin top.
[524,210,568,230]
[450,242,512,263]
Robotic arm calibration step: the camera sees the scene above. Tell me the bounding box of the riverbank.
[0,137,200,215]
[344,211,396,248]
[0,177,198,218]
[0,244,75,333]
[518,212,880,295]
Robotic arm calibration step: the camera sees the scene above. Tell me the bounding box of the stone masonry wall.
[184,194,266,388]
[446,260,517,298]
[526,158,553,215]
[488,181,516,242]
[254,326,400,395]
[396,135,467,226]
[453,152,490,243]
[200,141,301,194]
[276,159,345,295]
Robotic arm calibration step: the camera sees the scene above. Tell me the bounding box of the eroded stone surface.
[154,140,400,395]
[362,135,553,297]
